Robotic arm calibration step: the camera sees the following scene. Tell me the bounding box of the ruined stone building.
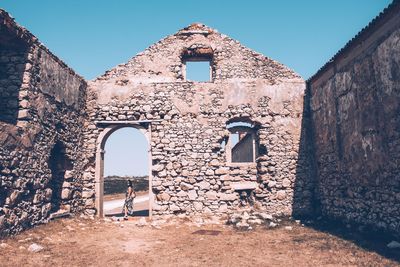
[84,23,308,218]
[0,1,399,238]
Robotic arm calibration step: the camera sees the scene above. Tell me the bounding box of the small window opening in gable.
[226,120,258,163]
[185,60,211,82]
[182,45,214,82]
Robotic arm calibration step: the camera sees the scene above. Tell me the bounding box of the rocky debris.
[269,222,278,228]
[203,216,222,225]
[227,210,284,230]
[17,237,33,243]
[260,213,273,220]
[111,216,121,222]
[150,220,163,229]
[49,210,71,220]
[103,217,112,223]
[28,243,44,253]
[79,214,95,220]
[236,220,250,229]
[136,217,148,227]
[0,243,10,249]
[387,241,400,249]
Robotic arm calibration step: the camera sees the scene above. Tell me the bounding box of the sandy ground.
[0,216,399,267]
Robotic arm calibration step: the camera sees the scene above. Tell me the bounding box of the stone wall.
[83,23,312,218]
[0,49,26,124]
[0,10,87,237]
[308,2,400,236]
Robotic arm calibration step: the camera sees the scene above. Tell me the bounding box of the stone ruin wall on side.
[83,23,312,218]
[308,2,400,236]
[0,10,87,237]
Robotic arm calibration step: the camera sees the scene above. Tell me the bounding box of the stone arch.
[94,123,152,217]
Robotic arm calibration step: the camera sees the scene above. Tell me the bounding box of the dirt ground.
[0,216,399,267]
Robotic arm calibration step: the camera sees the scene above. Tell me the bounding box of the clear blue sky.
[1,0,392,176]
[104,128,148,177]
[1,0,392,80]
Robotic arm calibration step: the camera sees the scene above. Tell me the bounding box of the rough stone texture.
[84,23,309,217]
[0,10,87,237]
[308,2,400,237]
[0,49,26,125]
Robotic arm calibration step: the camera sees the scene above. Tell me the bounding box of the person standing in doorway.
[123,180,136,219]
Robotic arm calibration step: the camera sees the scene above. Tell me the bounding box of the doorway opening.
[101,127,150,218]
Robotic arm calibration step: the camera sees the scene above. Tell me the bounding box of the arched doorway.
[95,124,152,218]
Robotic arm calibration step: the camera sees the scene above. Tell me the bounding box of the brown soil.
[0,217,398,267]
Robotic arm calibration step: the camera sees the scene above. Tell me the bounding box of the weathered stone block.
[17,109,30,120]
[198,181,210,190]
[82,190,94,199]
[215,167,229,175]
[6,190,21,206]
[153,164,165,172]
[188,190,198,200]
[61,188,72,200]
[282,178,291,188]
[194,202,203,211]
[205,169,214,176]
[170,204,180,212]
[157,192,171,202]
[177,191,187,197]
[180,182,193,191]
[206,191,218,200]
[218,193,238,201]
[277,190,286,200]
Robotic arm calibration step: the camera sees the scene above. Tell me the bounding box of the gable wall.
[83,25,310,217]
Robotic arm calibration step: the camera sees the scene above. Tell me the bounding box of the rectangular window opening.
[185,60,211,82]
[231,132,255,163]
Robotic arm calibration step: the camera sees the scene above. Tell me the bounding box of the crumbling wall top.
[92,22,302,88]
[0,8,84,81]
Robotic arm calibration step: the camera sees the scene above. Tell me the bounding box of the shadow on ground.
[303,218,400,263]
[292,87,399,263]
[105,209,150,217]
